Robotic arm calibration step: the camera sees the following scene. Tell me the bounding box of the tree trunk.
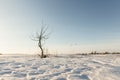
[38,40,44,58]
[40,45,44,58]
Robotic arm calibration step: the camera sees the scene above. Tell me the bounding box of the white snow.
[0,54,120,80]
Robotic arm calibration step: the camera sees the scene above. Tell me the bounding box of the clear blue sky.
[0,0,120,54]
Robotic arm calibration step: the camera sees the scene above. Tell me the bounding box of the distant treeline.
[76,51,120,55]
[90,51,120,55]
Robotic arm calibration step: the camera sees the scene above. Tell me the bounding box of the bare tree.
[32,25,49,58]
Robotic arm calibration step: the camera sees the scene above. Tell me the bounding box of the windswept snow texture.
[0,54,120,80]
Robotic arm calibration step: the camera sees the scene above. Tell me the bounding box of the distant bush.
[90,51,98,55]
[112,52,120,54]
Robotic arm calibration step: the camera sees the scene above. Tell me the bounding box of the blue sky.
[0,0,120,54]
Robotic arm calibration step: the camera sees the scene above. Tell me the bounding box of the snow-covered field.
[0,54,120,80]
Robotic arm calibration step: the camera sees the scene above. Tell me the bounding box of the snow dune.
[0,54,120,80]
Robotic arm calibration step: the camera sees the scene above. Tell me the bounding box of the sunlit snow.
[0,54,120,80]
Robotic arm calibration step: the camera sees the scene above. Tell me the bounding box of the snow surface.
[0,54,120,80]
